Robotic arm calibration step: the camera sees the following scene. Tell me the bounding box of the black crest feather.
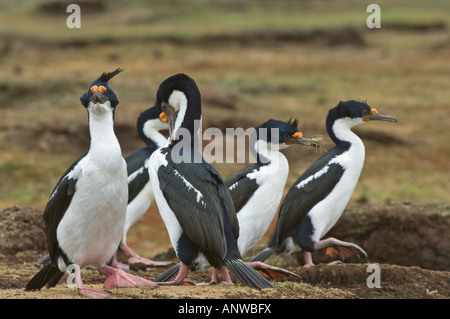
[97,68,123,83]
[288,117,299,129]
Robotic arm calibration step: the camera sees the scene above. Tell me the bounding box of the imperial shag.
[227,119,312,257]
[148,73,273,288]
[25,69,157,298]
[251,100,396,268]
[110,105,172,270]
[156,118,315,281]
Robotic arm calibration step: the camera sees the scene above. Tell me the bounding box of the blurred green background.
[0,0,449,214]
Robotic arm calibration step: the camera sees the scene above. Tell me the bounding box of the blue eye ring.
[161,102,168,111]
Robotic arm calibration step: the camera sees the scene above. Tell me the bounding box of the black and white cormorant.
[25,69,157,298]
[110,105,172,270]
[226,119,312,257]
[251,100,397,268]
[148,73,273,288]
[155,118,315,281]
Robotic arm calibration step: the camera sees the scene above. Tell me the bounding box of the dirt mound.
[291,263,449,299]
[0,206,46,257]
[2,203,448,270]
[0,203,448,299]
[323,203,450,271]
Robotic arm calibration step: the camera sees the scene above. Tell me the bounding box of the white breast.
[57,155,128,269]
[308,119,365,242]
[148,149,183,253]
[237,152,289,255]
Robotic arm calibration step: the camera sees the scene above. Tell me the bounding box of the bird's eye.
[283,133,290,139]
[361,109,369,116]
[161,102,168,111]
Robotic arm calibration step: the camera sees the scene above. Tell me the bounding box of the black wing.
[43,155,84,263]
[205,163,239,241]
[271,147,346,247]
[157,153,237,264]
[126,148,155,203]
[224,163,264,214]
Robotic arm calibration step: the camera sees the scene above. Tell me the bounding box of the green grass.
[1,1,449,44]
[0,0,449,209]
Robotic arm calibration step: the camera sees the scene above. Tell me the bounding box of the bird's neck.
[168,116,203,164]
[171,89,202,144]
[145,129,169,149]
[173,116,202,147]
[87,105,122,166]
[327,117,364,149]
[140,118,170,149]
[253,140,286,165]
[328,118,366,173]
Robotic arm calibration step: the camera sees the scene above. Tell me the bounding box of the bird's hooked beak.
[284,131,314,145]
[90,85,108,104]
[159,103,178,140]
[363,108,397,123]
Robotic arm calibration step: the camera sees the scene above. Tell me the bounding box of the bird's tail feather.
[249,247,276,263]
[226,258,274,289]
[36,253,50,265]
[25,260,64,291]
[154,262,182,282]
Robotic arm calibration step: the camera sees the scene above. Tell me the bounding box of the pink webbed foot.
[128,256,173,268]
[316,237,367,262]
[247,261,300,279]
[154,263,194,286]
[302,237,368,268]
[100,265,157,289]
[208,267,233,285]
[110,253,131,270]
[119,243,173,269]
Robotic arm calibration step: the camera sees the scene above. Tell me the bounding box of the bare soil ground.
[0,203,448,300]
